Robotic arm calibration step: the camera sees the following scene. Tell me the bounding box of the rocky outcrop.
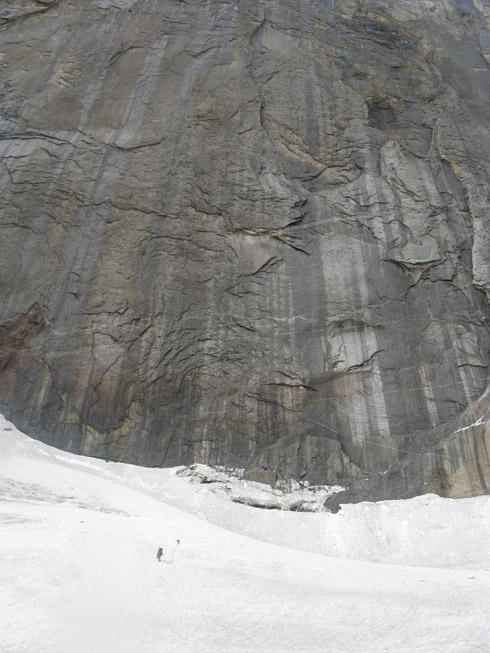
[176,464,337,511]
[1,0,490,502]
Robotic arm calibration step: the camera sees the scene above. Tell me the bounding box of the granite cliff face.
[1,0,490,502]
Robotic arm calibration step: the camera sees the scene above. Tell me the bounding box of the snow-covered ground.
[1,414,489,653]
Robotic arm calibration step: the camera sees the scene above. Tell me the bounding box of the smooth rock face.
[1,0,490,501]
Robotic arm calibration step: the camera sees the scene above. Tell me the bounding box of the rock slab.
[1,0,490,501]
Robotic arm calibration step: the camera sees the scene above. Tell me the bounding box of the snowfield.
[1,414,489,653]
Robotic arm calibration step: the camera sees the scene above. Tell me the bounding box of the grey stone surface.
[1,0,490,501]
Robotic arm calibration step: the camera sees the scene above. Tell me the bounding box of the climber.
[156,546,163,562]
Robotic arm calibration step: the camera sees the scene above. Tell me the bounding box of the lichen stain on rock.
[0,305,47,373]
[1,0,490,503]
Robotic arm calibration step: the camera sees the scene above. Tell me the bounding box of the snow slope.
[1,414,489,653]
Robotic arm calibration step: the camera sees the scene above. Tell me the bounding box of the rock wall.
[1,0,490,500]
